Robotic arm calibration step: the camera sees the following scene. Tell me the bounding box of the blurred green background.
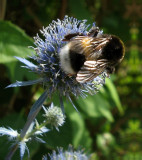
[0,0,142,159]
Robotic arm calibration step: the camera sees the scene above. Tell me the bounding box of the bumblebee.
[59,27,125,83]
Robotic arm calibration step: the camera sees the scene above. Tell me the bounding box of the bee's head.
[102,35,125,63]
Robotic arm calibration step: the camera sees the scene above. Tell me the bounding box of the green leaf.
[65,101,92,148]
[0,21,36,82]
[93,94,114,122]
[77,94,114,122]
[105,78,123,114]
[76,95,102,118]
[0,21,33,63]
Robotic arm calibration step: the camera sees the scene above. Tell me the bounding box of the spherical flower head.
[48,145,89,160]
[22,16,105,95]
[8,16,107,111]
[33,16,106,97]
[43,103,65,130]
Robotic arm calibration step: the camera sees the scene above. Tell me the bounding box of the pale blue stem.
[5,90,48,160]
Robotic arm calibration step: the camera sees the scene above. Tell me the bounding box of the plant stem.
[5,90,48,159]
[5,144,18,160]
[0,0,7,20]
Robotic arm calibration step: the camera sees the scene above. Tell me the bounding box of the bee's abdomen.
[69,50,86,72]
[59,43,86,74]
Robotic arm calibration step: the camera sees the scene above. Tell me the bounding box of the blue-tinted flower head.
[8,16,106,111]
[47,145,89,160]
[0,127,29,159]
[32,16,106,97]
[0,123,49,160]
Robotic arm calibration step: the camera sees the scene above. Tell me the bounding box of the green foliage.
[77,92,114,122]
[0,21,33,63]
[0,21,36,82]
[0,0,141,159]
[69,0,93,24]
[105,79,123,114]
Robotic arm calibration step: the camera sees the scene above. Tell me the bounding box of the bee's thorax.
[101,36,124,63]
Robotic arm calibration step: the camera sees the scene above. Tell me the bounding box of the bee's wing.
[73,36,110,57]
[76,59,108,83]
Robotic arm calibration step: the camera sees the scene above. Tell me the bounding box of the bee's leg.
[106,67,115,74]
[62,33,84,41]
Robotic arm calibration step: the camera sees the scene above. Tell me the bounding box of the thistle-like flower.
[43,145,89,160]
[0,122,49,160]
[7,15,106,113]
[5,17,107,157]
[43,103,65,131]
